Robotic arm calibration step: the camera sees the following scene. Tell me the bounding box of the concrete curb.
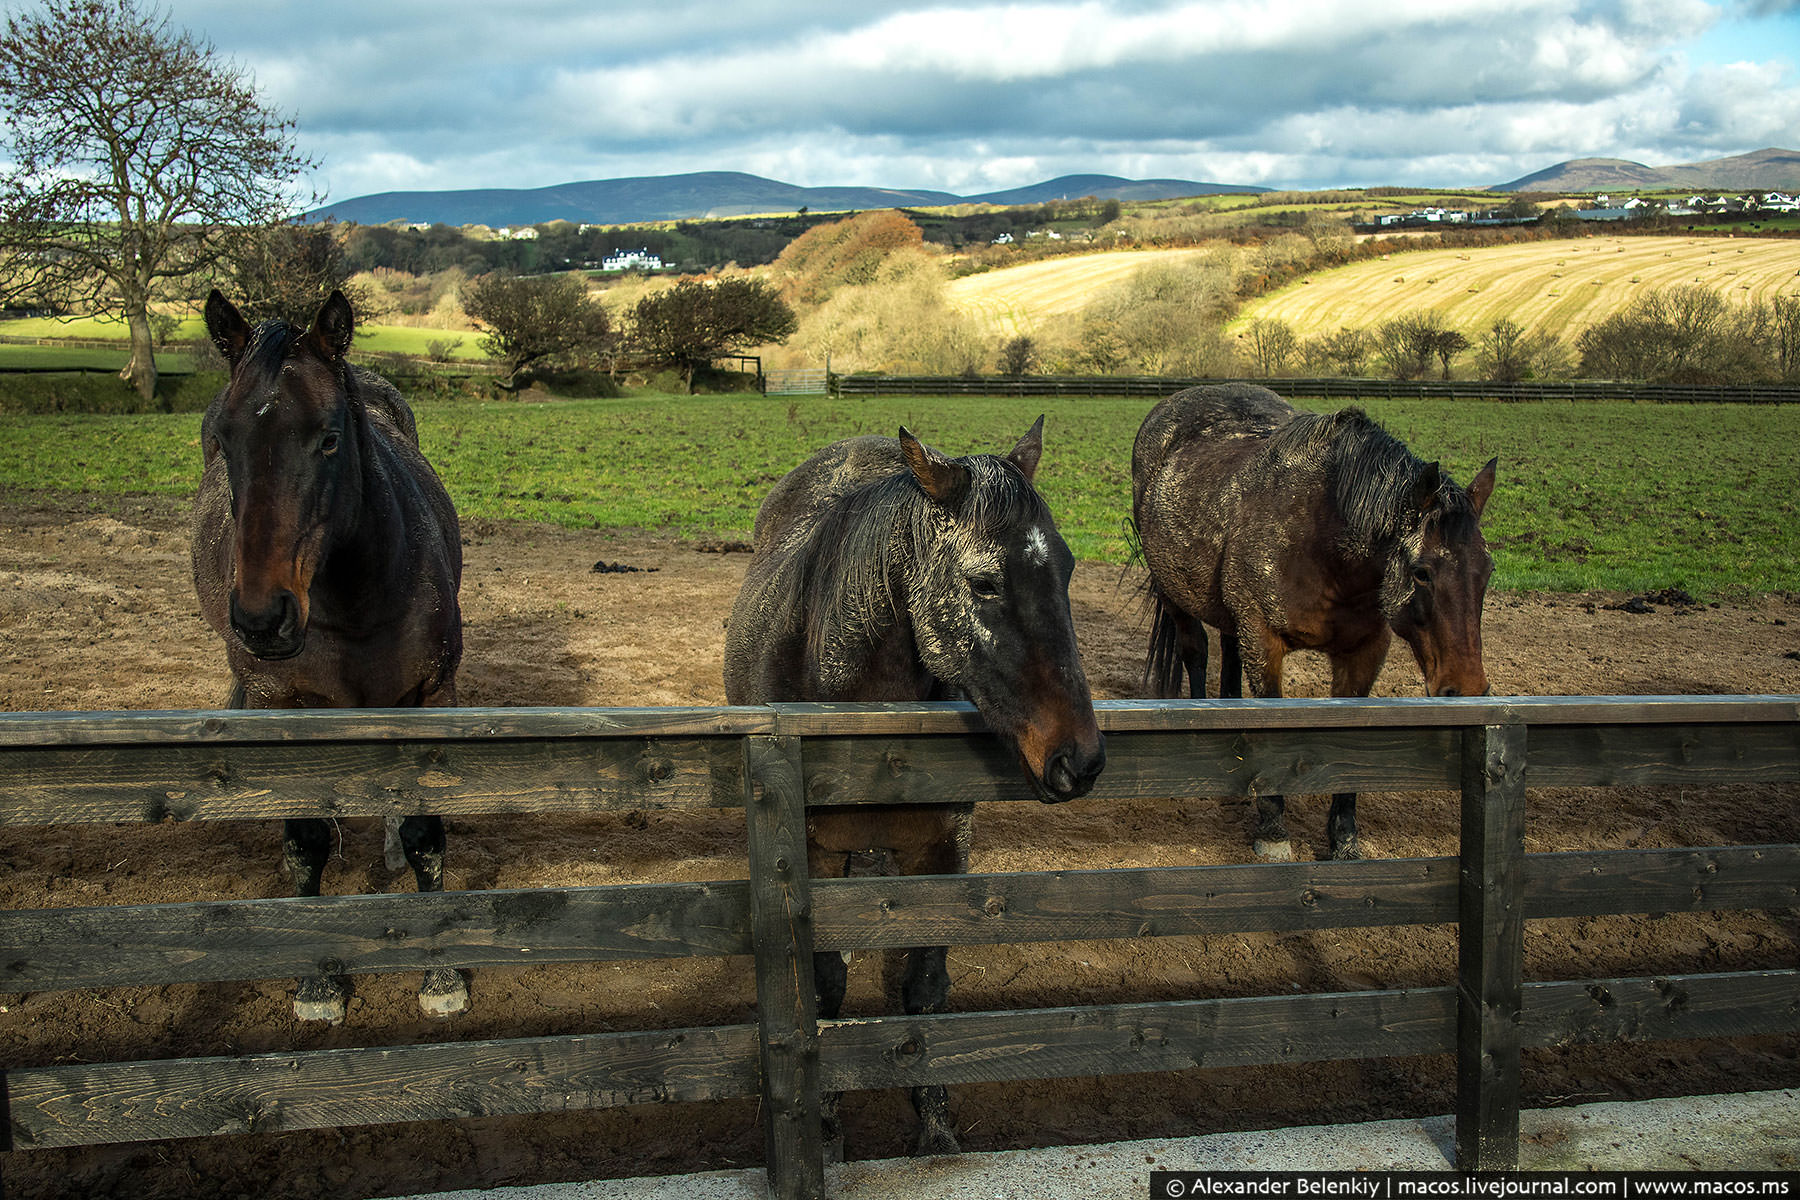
[403,1088,1798,1200]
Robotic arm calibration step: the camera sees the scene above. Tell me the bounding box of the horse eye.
[968,575,1003,601]
[321,432,341,456]
[1412,565,1433,587]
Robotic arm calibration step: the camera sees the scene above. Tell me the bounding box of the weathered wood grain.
[743,736,824,1200]
[0,736,743,825]
[1456,723,1528,1172]
[5,1024,761,1149]
[811,858,1459,950]
[4,846,1793,994]
[0,881,754,990]
[1527,723,1800,787]
[818,989,1462,1091]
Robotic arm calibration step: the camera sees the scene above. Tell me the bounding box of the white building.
[601,248,664,272]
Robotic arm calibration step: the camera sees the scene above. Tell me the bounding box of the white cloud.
[158,0,1798,200]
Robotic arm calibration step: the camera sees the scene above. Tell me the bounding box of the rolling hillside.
[1492,147,1800,192]
[944,248,1218,336]
[1234,236,1800,340]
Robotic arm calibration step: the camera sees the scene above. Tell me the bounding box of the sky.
[158,0,1800,204]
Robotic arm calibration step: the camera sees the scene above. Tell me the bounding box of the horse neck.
[318,393,418,594]
[805,493,935,700]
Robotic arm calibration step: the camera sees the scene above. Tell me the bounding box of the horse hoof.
[1253,837,1295,862]
[293,975,347,1024]
[420,967,469,1017]
[1331,839,1365,861]
[913,1124,961,1157]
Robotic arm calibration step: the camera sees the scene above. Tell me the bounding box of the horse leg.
[398,814,469,1016]
[285,818,350,1023]
[812,946,851,1162]
[892,809,969,1157]
[1238,628,1294,860]
[1324,637,1392,861]
[1161,606,1211,699]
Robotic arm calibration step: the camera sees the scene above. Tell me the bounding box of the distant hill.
[1493,147,1800,192]
[305,170,1268,228]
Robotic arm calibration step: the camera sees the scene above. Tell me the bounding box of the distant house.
[496,226,540,240]
[1759,192,1798,212]
[600,248,663,272]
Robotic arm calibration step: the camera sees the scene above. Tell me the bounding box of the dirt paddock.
[2,489,1797,1199]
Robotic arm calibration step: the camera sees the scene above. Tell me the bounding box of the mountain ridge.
[1492,147,1800,192]
[304,170,1269,228]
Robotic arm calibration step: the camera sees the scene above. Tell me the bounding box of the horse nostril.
[230,590,305,659]
[1439,686,1461,698]
[1046,750,1077,796]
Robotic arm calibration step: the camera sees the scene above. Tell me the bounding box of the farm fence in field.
[1,695,1797,1200]
[833,375,1800,404]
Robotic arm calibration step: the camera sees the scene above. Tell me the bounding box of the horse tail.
[1143,590,1188,699]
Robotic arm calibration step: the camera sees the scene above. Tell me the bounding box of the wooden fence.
[1,695,1797,1199]
[835,374,1800,403]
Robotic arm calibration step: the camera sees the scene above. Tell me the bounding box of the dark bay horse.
[1132,383,1496,860]
[723,419,1106,1156]
[191,290,466,1023]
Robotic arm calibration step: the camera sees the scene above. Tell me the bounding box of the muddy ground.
[1,489,1797,1199]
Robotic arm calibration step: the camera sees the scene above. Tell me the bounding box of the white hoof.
[420,967,469,1017]
[293,976,347,1024]
[1253,838,1295,862]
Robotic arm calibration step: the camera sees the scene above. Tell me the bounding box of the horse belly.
[808,806,967,878]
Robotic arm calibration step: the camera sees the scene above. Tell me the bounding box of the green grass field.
[0,392,1794,597]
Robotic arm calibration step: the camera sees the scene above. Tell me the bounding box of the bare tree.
[226,222,371,330]
[1431,329,1470,380]
[1242,317,1298,377]
[997,334,1038,376]
[0,0,315,402]
[462,272,612,387]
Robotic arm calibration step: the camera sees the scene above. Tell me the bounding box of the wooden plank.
[1527,724,1800,786]
[1523,845,1800,918]
[0,735,744,826]
[1455,723,1528,1173]
[799,727,1461,807]
[0,705,775,748]
[812,859,1459,950]
[7,844,1793,995]
[0,880,754,991]
[818,989,1458,1091]
[771,696,1800,736]
[5,1024,761,1150]
[743,736,824,1200]
[1521,971,1800,1047]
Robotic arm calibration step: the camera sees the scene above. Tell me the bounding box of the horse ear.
[204,290,251,367]
[1466,457,1498,519]
[306,290,356,362]
[899,426,968,505]
[1412,461,1444,512]
[1005,414,1045,483]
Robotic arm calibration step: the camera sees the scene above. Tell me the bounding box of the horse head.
[202,289,362,661]
[899,418,1106,803]
[1387,457,1498,698]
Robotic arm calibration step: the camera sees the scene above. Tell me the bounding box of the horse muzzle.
[1033,734,1107,804]
[230,590,307,660]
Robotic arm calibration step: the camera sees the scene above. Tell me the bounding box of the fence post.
[744,735,824,1200]
[1455,721,1527,1171]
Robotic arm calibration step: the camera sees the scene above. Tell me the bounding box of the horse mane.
[1270,407,1480,555]
[791,454,1050,682]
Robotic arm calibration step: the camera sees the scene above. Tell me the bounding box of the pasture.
[1236,234,1800,339]
[944,247,1218,336]
[0,484,1795,1198]
[2,391,1796,594]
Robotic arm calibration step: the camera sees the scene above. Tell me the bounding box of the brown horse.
[723,419,1105,1157]
[191,289,466,1023]
[1133,383,1496,860]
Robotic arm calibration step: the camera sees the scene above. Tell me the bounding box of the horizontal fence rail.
[1,695,1797,1199]
[834,374,1800,404]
